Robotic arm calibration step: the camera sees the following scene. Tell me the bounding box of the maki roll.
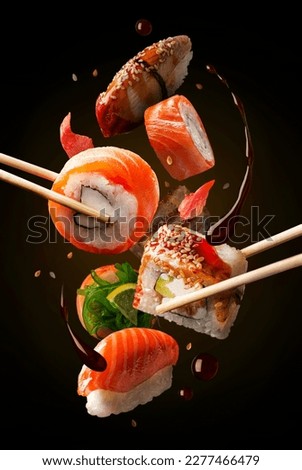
[48,146,160,254]
[77,327,179,417]
[95,35,193,137]
[144,94,215,180]
[133,224,248,339]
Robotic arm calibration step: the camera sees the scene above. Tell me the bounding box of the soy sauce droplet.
[179,387,194,400]
[135,19,152,36]
[60,286,107,372]
[191,353,219,381]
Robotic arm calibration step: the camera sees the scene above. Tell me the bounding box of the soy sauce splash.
[205,64,254,245]
[60,286,107,372]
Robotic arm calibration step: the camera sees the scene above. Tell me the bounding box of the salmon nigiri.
[77,327,179,417]
[48,146,160,254]
[144,94,215,180]
[95,35,193,138]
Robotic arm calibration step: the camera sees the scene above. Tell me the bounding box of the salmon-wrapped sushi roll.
[96,35,193,137]
[48,146,160,254]
[144,94,215,180]
[77,327,179,417]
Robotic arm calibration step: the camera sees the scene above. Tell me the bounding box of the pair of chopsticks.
[1,153,301,312]
[0,153,110,222]
[156,224,302,314]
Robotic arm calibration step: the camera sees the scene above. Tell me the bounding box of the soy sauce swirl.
[205,64,254,245]
[60,286,107,371]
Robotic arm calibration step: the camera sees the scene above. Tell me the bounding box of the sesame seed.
[34,270,41,278]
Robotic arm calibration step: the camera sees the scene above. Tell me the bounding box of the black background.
[0,8,301,450]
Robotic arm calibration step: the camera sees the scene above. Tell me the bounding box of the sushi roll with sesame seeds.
[95,35,193,137]
[133,224,248,339]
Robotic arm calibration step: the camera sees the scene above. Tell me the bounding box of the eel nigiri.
[144,94,215,180]
[133,224,248,339]
[95,35,193,138]
[77,327,179,417]
[48,146,160,254]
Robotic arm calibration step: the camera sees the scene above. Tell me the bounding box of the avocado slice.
[155,274,175,298]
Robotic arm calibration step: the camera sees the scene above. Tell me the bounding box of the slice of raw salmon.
[77,327,179,394]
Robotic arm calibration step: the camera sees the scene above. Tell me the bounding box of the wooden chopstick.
[241,224,302,258]
[155,224,302,315]
[155,253,302,314]
[0,152,58,181]
[0,153,110,222]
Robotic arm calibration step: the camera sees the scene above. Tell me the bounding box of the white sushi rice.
[85,365,173,418]
[158,41,193,95]
[180,100,214,164]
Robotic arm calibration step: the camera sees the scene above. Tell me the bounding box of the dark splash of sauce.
[60,286,107,372]
[191,352,219,381]
[205,64,254,245]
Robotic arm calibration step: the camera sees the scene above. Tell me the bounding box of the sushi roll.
[48,146,160,254]
[95,35,193,137]
[144,94,215,180]
[76,262,154,339]
[77,327,179,417]
[133,224,248,339]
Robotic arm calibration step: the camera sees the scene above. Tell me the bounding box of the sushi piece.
[48,146,160,254]
[95,35,193,137]
[76,262,154,339]
[144,94,215,180]
[133,224,248,339]
[60,112,94,158]
[77,327,179,417]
